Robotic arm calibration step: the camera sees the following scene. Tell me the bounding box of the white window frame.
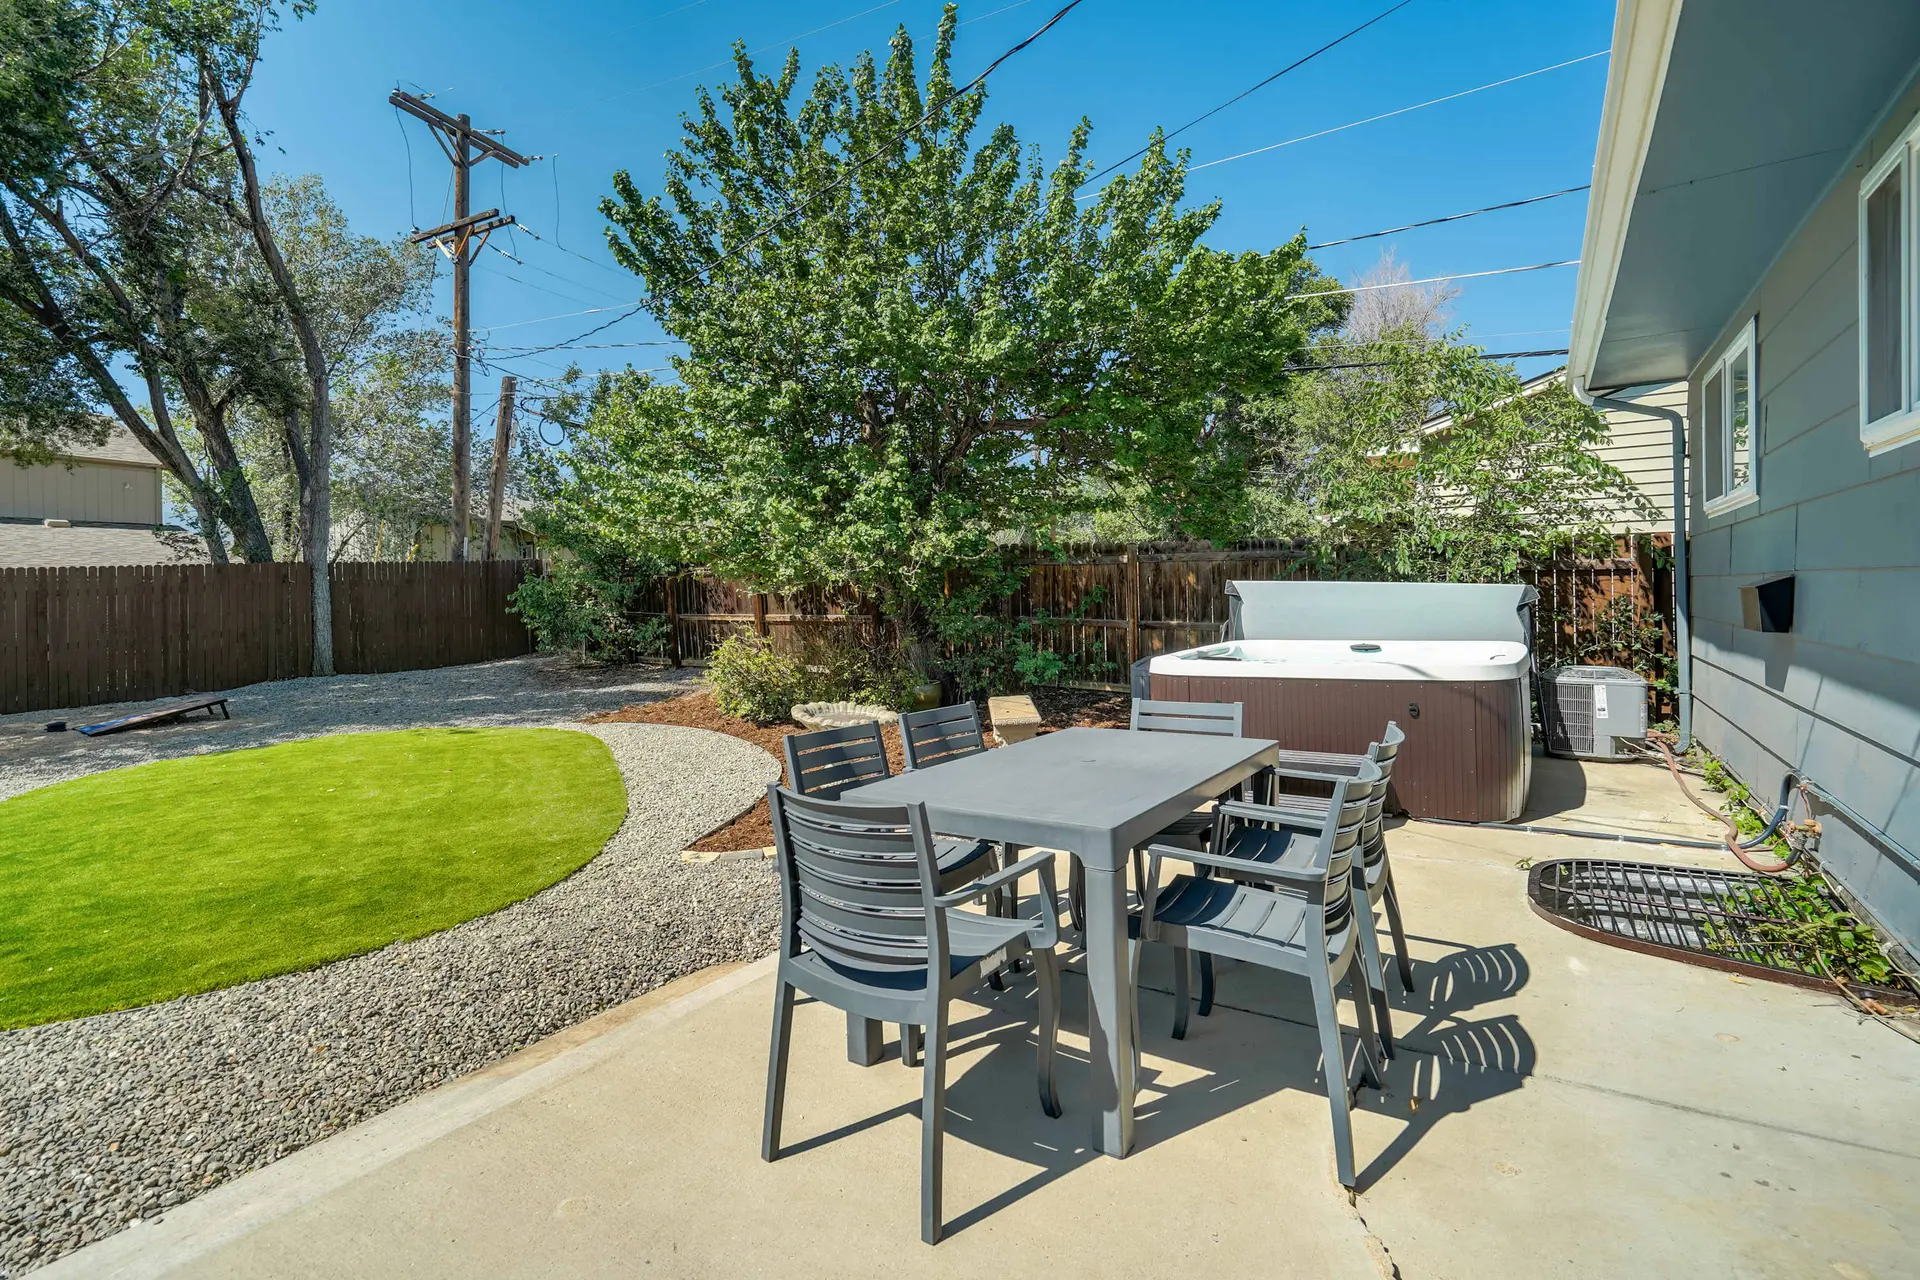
[1699,317,1759,517]
[1858,115,1920,454]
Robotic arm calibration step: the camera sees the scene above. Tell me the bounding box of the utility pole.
[484,375,517,560]
[390,90,529,562]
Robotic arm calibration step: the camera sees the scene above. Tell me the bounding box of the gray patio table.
[844,725,1278,1157]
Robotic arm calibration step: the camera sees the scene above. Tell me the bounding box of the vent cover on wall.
[1540,666,1648,760]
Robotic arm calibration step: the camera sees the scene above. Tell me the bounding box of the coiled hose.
[1653,740,1810,874]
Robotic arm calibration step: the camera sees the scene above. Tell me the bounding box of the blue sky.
[247,0,1615,395]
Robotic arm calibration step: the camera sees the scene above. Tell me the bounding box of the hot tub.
[1141,582,1538,822]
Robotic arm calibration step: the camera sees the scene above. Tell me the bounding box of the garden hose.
[1653,740,1808,874]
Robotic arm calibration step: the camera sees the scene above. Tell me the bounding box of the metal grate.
[1527,857,1862,993]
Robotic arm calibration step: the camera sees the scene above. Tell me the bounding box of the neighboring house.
[1417,368,1683,532]
[407,498,543,562]
[0,426,207,568]
[1570,0,1920,958]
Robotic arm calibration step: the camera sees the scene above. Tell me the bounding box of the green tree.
[217,175,451,561]
[0,0,349,671]
[1259,331,1653,580]
[561,7,1322,657]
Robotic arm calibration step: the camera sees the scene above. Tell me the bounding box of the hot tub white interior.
[1150,639,1530,683]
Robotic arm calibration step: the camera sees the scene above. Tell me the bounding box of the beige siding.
[1593,381,1683,532]
[0,457,162,524]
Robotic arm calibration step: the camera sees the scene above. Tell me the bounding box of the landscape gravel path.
[0,664,782,1277]
[0,654,696,801]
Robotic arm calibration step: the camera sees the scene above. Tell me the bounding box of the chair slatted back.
[899,704,987,770]
[1359,722,1404,858]
[1320,770,1377,937]
[767,785,946,981]
[783,721,891,800]
[1130,699,1244,737]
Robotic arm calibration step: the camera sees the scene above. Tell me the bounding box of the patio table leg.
[1081,853,1136,1157]
[847,1013,884,1066]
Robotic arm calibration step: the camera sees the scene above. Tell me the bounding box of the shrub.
[710,625,927,722]
[509,560,667,663]
[790,623,924,712]
[708,632,810,723]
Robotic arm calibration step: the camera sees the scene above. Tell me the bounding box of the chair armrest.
[1144,841,1327,888]
[938,848,1061,950]
[1263,762,1361,784]
[934,847,1057,906]
[1217,798,1328,833]
[1270,749,1368,777]
[1140,841,1324,940]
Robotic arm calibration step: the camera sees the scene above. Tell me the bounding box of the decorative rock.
[789,701,899,731]
[0,660,780,1276]
[988,694,1042,746]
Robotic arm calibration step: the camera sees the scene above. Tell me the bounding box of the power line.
[485,243,633,303]
[580,0,907,110]
[1080,0,1419,190]
[620,0,712,34]
[1280,347,1568,373]
[393,103,417,229]
[1290,260,1578,300]
[511,0,1086,358]
[1188,49,1608,177]
[511,221,638,280]
[474,304,627,334]
[1305,184,1591,250]
[487,340,685,351]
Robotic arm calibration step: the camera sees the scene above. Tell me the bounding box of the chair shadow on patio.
[1121,934,1537,1191]
[773,934,1537,1236]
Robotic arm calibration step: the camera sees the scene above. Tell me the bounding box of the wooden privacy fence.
[637,535,1677,694]
[0,560,537,715]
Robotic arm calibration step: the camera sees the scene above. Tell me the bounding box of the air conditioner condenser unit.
[1540,666,1648,760]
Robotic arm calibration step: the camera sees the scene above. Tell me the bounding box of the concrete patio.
[49,755,1920,1279]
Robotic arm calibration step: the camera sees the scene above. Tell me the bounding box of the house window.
[1858,117,1920,453]
[1700,318,1758,515]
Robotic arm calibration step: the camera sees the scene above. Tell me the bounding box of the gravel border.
[0,670,781,1276]
[0,654,698,801]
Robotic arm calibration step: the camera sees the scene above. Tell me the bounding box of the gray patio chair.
[900,703,1028,973]
[762,785,1064,1245]
[1240,724,1414,995]
[898,703,989,770]
[1067,699,1245,932]
[1130,761,1386,1188]
[784,720,1007,1014]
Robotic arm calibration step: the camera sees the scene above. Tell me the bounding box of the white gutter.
[1567,0,1684,390]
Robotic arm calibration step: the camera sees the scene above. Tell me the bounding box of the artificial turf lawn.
[0,727,625,1029]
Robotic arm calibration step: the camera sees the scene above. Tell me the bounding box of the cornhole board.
[78,696,231,737]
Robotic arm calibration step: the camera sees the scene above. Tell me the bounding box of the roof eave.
[1568,0,1684,396]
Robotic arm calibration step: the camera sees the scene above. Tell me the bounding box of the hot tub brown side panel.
[1149,673,1529,822]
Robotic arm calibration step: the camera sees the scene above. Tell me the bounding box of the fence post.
[1123,544,1142,669]
[753,591,769,638]
[665,574,683,668]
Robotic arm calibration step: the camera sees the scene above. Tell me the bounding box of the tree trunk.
[213,68,334,674]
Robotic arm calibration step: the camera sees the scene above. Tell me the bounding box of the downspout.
[1577,383,1693,751]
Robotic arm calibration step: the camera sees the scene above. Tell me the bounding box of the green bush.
[509,560,667,663]
[708,632,811,723]
[791,623,924,711]
[709,626,927,722]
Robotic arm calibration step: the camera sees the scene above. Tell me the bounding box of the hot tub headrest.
[1225,580,1539,646]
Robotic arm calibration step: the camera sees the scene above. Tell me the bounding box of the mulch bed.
[586,686,1133,853]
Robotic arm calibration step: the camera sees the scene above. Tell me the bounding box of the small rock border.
[0,721,778,1276]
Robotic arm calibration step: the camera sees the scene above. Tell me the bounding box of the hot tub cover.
[1225,580,1539,646]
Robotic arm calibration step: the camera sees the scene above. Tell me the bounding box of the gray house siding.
[1685,68,1920,957]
